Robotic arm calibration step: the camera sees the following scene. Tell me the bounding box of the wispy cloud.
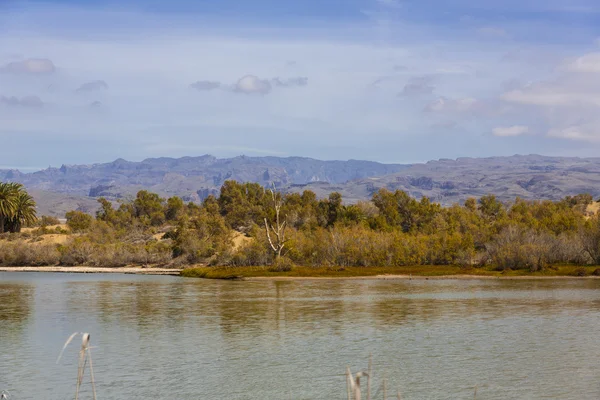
[400,76,435,97]
[190,75,308,94]
[0,58,55,74]
[190,81,221,91]
[0,95,44,108]
[76,80,109,93]
[492,125,529,137]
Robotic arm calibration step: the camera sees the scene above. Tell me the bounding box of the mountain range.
[2,154,600,216]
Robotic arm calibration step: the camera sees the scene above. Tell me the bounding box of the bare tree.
[264,186,288,258]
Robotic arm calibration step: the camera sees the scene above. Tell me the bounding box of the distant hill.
[286,155,600,204]
[2,154,600,216]
[0,155,409,215]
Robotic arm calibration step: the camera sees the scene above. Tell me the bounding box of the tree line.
[2,179,600,272]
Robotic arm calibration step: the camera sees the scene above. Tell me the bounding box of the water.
[1,273,599,399]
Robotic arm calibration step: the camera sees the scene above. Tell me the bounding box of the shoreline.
[0,266,182,276]
[244,274,600,281]
[2,266,600,280]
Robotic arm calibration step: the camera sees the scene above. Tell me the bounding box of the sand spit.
[0,266,182,275]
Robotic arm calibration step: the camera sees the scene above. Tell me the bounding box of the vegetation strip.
[2,180,600,277]
[180,265,600,280]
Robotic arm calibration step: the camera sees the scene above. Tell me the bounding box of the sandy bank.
[0,266,182,276]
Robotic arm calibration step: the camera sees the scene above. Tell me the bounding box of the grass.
[180,264,600,279]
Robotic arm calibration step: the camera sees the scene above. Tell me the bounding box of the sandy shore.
[0,266,182,275]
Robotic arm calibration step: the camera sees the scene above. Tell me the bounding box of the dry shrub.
[59,237,172,267]
[214,239,271,266]
[0,241,60,266]
[485,225,553,271]
[268,257,294,272]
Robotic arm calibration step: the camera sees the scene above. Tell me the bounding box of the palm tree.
[0,182,19,233]
[7,190,37,233]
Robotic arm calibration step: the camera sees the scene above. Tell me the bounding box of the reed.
[347,357,405,400]
[57,332,97,400]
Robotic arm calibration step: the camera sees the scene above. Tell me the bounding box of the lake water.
[1,273,599,399]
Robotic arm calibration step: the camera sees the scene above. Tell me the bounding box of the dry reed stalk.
[57,332,97,400]
[348,370,370,400]
[367,354,372,400]
[383,378,387,400]
[346,367,352,400]
[474,385,478,399]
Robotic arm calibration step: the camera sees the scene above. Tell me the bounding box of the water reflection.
[0,282,34,349]
[0,283,33,324]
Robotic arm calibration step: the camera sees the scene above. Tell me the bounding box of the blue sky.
[2,0,600,169]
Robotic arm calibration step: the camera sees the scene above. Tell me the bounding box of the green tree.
[133,190,165,226]
[218,181,267,229]
[478,195,506,222]
[0,182,23,233]
[165,196,184,221]
[66,211,94,233]
[325,192,343,227]
[6,190,37,233]
[0,183,38,233]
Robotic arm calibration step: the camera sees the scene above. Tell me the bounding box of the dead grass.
[21,224,65,233]
[28,234,70,246]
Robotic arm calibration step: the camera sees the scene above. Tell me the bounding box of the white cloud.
[492,125,529,137]
[502,73,600,107]
[190,76,308,93]
[567,52,600,73]
[548,126,600,141]
[233,75,272,94]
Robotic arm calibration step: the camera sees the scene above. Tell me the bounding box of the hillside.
[3,154,600,216]
[0,155,408,202]
[287,155,600,204]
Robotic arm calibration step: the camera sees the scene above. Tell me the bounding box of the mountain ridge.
[3,154,600,216]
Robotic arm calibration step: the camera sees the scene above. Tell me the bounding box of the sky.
[2,0,600,170]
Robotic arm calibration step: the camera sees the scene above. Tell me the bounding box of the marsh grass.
[181,264,600,279]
